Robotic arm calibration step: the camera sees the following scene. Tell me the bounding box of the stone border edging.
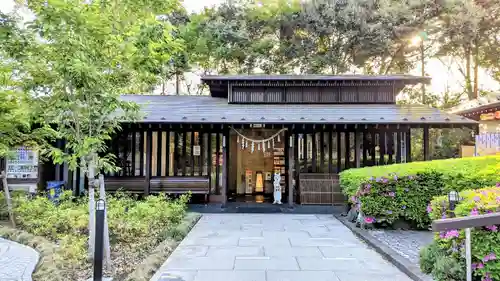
[126,212,202,281]
[335,215,429,281]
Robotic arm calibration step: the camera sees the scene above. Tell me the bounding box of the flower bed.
[9,191,190,280]
[340,155,500,228]
[420,185,500,281]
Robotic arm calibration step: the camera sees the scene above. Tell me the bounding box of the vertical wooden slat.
[312,133,317,172]
[222,134,227,206]
[406,129,412,162]
[288,134,294,207]
[199,133,203,176]
[355,131,361,168]
[302,134,307,173]
[173,132,178,176]
[191,132,195,176]
[145,130,153,195]
[207,133,212,190]
[396,132,402,163]
[215,133,220,194]
[139,131,144,177]
[165,131,170,176]
[388,131,394,164]
[379,131,386,165]
[345,132,350,170]
[182,132,187,176]
[131,130,136,176]
[336,131,341,172]
[320,132,325,173]
[328,131,333,173]
[294,133,299,198]
[363,132,368,166]
[371,133,376,165]
[423,126,430,161]
[157,129,162,177]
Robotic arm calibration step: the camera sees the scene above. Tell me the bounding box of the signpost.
[93,199,106,281]
[432,213,500,281]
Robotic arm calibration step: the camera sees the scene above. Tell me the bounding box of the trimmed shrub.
[421,185,500,281]
[340,155,500,228]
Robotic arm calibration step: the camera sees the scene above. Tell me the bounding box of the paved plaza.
[0,237,39,281]
[151,214,413,281]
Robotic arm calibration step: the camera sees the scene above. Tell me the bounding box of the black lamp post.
[448,190,459,217]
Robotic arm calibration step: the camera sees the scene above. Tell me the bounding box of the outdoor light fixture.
[448,190,460,216]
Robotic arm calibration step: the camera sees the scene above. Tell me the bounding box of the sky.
[1,0,498,96]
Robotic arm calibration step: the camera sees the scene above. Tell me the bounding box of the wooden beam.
[131,131,136,176]
[423,125,430,161]
[198,132,203,176]
[406,129,412,162]
[345,132,350,169]
[207,133,212,191]
[312,133,317,172]
[387,131,394,164]
[379,131,386,165]
[191,132,195,176]
[371,133,376,165]
[336,131,341,173]
[215,133,220,193]
[320,132,325,173]
[165,131,170,176]
[288,135,294,207]
[145,130,153,195]
[396,132,402,163]
[355,131,361,168]
[294,133,299,195]
[221,134,227,207]
[173,133,178,176]
[182,131,187,175]
[139,132,144,177]
[328,131,333,173]
[157,130,162,176]
[302,134,307,173]
[362,132,368,167]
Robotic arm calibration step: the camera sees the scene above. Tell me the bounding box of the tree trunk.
[99,174,112,269]
[465,44,473,99]
[175,73,180,95]
[473,38,479,99]
[1,171,15,228]
[87,159,97,259]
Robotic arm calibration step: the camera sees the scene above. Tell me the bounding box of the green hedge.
[340,155,500,228]
[420,186,500,281]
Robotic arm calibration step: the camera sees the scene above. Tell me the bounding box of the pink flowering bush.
[420,186,500,281]
[340,155,500,229]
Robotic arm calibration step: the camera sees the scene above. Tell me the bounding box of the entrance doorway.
[227,128,287,203]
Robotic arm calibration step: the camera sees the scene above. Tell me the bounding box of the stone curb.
[335,215,429,281]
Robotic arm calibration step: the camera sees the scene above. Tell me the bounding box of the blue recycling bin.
[47,181,65,202]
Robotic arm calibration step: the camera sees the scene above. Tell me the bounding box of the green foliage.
[12,191,190,279]
[341,155,500,228]
[422,186,500,281]
[420,242,441,274]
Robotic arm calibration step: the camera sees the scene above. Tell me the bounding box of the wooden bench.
[104,176,146,193]
[150,176,210,203]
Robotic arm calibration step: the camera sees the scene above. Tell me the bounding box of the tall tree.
[0,0,182,261]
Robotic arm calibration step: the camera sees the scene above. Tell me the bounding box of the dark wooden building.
[52,75,477,206]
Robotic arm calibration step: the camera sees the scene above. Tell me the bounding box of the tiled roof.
[449,93,500,115]
[121,95,476,125]
[202,74,430,84]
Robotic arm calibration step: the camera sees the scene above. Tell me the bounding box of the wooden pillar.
[165,131,170,176]
[379,131,386,165]
[288,135,294,208]
[345,132,350,169]
[131,131,136,176]
[355,131,361,168]
[221,134,227,207]
[396,132,402,163]
[328,131,333,173]
[182,132,187,175]
[207,133,212,192]
[312,132,317,172]
[139,132,145,176]
[215,133,220,193]
[145,129,153,195]
[362,132,368,167]
[406,129,412,162]
[319,132,325,173]
[191,132,195,176]
[157,129,162,177]
[173,133,179,176]
[336,131,341,173]
[423,125,430,161]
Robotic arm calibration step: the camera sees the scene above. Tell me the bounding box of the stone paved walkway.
[151,214,413,281]
[0,238,39,281]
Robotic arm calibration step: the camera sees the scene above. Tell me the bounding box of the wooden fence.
[299,173,345,205]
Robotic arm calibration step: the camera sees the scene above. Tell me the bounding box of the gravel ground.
[367,230,434,281]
